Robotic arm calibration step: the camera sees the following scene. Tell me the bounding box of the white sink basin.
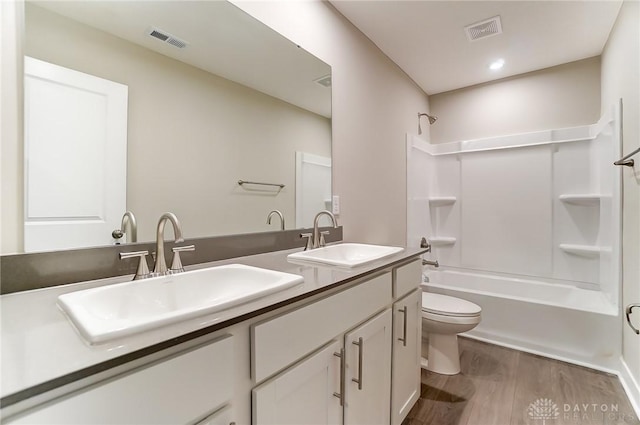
[287,243,404,267]
[57,264,303,344]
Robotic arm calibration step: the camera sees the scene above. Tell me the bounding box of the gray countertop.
[0,245,425,406]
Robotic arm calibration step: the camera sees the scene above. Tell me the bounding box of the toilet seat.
[422,292,481,317]
[422,310,481,326]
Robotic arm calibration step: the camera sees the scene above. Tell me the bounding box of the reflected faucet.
[112,211,137,243]
[153,212,184,275]
[267,210,285,231]
[121,211,137,243]
[312,210,338,249]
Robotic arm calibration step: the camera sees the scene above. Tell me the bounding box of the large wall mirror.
[12,0,332,254]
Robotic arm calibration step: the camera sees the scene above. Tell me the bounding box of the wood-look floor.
[404,337,639,425]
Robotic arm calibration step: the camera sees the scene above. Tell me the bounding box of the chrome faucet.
[312,210,338,249]
[267,210,285,231]
[153,212,184,275]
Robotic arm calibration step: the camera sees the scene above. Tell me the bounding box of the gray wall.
[429,57,601,144]
[233,1,432,247]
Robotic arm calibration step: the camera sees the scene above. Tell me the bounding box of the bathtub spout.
[423,259,439,267]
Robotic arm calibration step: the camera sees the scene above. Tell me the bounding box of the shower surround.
[408,101,622,371]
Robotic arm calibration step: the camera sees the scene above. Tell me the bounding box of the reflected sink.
[57,264,303,344]
[287,243,404,267]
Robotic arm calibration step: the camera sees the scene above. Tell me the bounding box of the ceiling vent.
[147,27,188,49]
[314,74,332,88]
[464,16,503,42]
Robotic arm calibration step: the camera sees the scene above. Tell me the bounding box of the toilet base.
[425,333,460,375]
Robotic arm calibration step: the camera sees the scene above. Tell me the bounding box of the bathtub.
[422,267,621,372]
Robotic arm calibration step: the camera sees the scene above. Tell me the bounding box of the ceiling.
[32,1,332,117]
[330,1,623,95]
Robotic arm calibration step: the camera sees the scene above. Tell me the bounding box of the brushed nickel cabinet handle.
[398,306,408,347]
[333,349,345,406]
[352,337,363,390]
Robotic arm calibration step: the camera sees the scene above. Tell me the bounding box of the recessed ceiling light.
[489,59,505,70]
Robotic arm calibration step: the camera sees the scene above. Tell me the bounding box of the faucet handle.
[120,250,151,280]
[300,233,313,251]
[319,230,331,248]
[420,237,431,252]
[170,245,195,273]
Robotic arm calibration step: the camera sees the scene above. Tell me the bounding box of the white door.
[295,152,332,228]
[391,289,422,425]
[23,56,128,252]
[344,309,392,425]
[252,340,343,425]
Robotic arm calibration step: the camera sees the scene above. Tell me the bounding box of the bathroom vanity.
[0,247,424,425]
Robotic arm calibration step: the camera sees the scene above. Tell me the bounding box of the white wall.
[0,1,24,254]
[13,4,331,246]
[601,0,640,411]
[429,57,601,144]
[232,1,430,246]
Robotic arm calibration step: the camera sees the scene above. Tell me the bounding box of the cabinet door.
[7,335,234,424]
[391,289,422,425]
[252,340,343,425]
[194,404,234,425]
[344,309,392,425]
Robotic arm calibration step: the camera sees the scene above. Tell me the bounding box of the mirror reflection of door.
[295,152,332,229]
[24,57,128,252]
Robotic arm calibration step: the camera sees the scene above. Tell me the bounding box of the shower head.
[418,113,437,135]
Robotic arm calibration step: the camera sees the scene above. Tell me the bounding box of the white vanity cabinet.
[6,335,236,425]
[391,260,423,425]
[343,309,392,425]
[251,273,393,425]
[391,289,422,425]
[252,310,392,425]
[252,340,343,425]
[195,404,235,425]
[3,256,423,425]
[252,259,422,425]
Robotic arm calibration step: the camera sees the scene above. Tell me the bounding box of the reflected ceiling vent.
[464,16,503,42]
[146,27,188,49]
[314,74,332,88]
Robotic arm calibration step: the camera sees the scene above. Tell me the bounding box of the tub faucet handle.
[420,237,431,252]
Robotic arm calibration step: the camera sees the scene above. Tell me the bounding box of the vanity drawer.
[9,335,234,425]
[393,259,422,299]
[251,272,392,383]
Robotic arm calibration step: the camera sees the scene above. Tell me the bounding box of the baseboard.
[618,357,640,419]
[461,331,619,374]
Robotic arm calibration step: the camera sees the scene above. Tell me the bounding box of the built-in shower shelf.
[559,244,605,258]
[428,237,456,246]
[428,197,457,207]
[559,194,604,206]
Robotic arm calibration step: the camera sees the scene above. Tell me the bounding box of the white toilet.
[421,292,482,375]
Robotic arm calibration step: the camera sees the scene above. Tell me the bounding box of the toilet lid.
[422,292,481,317]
